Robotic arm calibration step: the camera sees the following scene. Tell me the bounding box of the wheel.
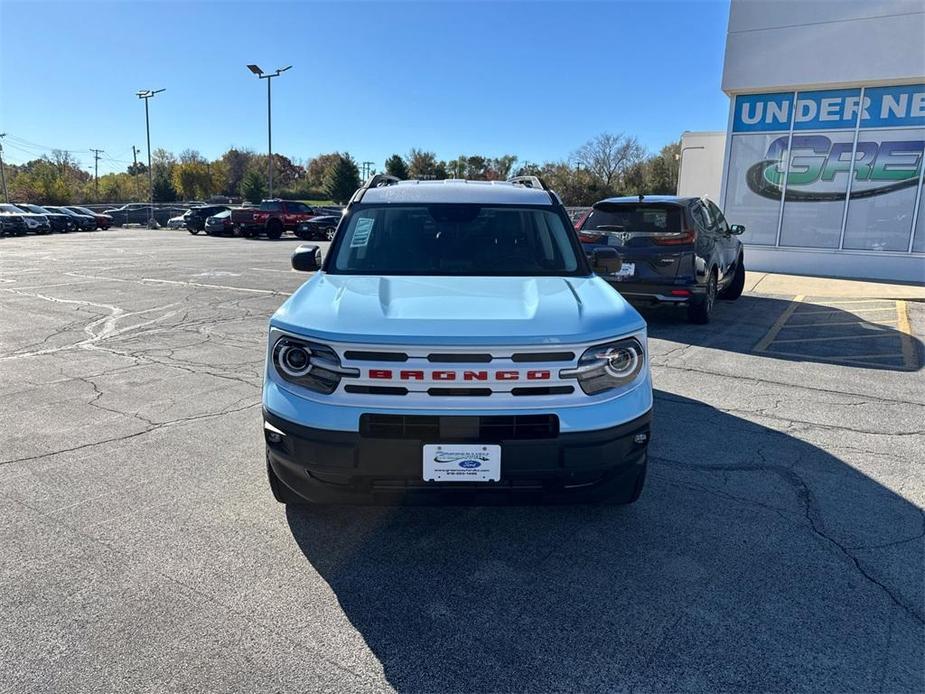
[718,255,745,300]
[325,227,336,241]
[688,269,717,324]
[188,228,200,235]
[266,220,283,240]
[267,452,301,504]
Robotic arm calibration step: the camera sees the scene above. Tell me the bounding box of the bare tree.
[573,132,645,189]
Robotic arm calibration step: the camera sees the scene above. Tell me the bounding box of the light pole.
[246,64,291,199]
[0,133,8,203]
[136,89,165,227]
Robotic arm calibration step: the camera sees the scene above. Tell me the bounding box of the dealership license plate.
[612,262,635,279]
[423,444,501,482]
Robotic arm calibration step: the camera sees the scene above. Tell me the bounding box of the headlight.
[560,337,646,395]
[271,336,358,394]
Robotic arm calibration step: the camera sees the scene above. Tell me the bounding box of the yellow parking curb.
[896,300,918,369]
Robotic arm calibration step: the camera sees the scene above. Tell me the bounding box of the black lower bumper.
[605,281,705,304]
[264,409,651,505]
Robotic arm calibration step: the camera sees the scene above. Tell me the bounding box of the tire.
[266,219,283,240]
[718,255,745,301]
[325,227,336,241]
[688,269,717,324]
[267,452,301,504]
[188,228,200,235]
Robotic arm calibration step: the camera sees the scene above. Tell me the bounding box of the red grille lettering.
[526,370,551,380]
[433,371,457,381]
[463,371,489,381]
[369,369,392,379]
[400,370,425,380]
[495,371,519,380]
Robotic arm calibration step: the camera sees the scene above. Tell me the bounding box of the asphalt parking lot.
[1,228,923,693]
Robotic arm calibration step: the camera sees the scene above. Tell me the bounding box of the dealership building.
[680,0,925,282]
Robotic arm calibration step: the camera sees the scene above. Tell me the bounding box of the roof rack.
[350,174,401,204]
[507,175,549,190]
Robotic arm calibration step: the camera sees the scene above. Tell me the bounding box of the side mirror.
[291,244,322,272]
[591,247,623,275]
[729,224,746,235]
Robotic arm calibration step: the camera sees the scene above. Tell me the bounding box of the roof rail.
[351,174,401,204]
[507,175,548,190]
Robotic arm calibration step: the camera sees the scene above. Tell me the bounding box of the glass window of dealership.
[722,84,925,259]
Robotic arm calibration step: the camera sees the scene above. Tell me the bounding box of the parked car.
[44,206,96,231]
[295,214,340,241]
[0,209,28,236]
[204,209,234,235]
[103,203,186,227]
[576,195,745,324]
[186,205,230,233]
[14,203,75,232]
[234,200,318,239]
[262,174,651,506]
[67,206,113,230]
[167,212,189,229]
[0,204,51,234]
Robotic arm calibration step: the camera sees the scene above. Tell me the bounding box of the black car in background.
[577,195,745,324]
[0,209,28,236]
[295,214,340,241]
[186,205,230,233]
[16,203,75,232]
[44,206,97,231]
[68,206,113,230]
[0,204,51,234]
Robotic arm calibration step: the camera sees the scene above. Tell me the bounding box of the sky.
[0,0,732,176]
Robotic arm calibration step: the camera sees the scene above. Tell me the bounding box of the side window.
[260,201,281,212]
[690,203,710,232]
[707,201,729,234]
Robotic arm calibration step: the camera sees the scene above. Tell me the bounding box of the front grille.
[427,353,493,363]
[344,350,408,362]
[511,351,575,362]
[511,386,574,396]
[427,387,492,397]
[359,414,559,440]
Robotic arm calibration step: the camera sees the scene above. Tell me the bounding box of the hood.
[271,274,645,346]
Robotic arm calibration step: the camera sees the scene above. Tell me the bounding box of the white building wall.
[677,131,727,201]
[723,0,925,93]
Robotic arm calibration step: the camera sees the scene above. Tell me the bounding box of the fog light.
[633,432,648,444]
[264,421,286,444]
[267,431,283,444]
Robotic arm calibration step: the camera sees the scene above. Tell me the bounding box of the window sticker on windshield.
[351,217,374,247]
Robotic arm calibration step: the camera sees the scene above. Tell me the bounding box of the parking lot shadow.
[639,294,922,371]
[285,391,923,692]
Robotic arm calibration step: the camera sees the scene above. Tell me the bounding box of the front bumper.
[264,408,651,505]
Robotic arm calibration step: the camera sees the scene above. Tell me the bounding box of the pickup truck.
[232,199,318,239]
[262,175,653,506]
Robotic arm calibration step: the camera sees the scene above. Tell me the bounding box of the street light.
[136,88,165,227]
[246,64,292,198]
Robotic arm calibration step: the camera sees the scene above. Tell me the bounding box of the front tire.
[325,227,336,241]
[688,270,717,324]
[718,255,745,300]
[188,228,200,235]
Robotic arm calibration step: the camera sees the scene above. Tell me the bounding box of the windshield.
[581,203,683,233]
[0,204,25,213]
[329,205,584,276]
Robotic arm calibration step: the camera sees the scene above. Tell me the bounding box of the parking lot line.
[772,332,899,345]
[764,350,908,368]
[896,300,918,369]
[796,306,897,315]
[754,294,804,352]
[782,318,898,327]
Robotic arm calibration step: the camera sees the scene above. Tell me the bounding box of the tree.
[152,173,178,202]
[384,154,409,179]
[324,153,361,204]
[407,148,445,179]
[574,132,645,189]
[241,170,266,204]
[172,161,211,200]
[305,153,342,190]
[217,148,254,196]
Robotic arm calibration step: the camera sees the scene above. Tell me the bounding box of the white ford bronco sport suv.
[263,175,653,504]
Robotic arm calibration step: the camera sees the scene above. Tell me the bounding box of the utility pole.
[0,134,8,203]
[136,89,165,227]
[362,161,375,180]
[131,145,141,201]
[90,148,104,201]
[246,64,291,199]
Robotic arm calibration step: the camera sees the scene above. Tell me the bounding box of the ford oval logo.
[458,460,481,469]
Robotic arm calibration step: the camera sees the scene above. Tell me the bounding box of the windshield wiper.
[593,224,625,231]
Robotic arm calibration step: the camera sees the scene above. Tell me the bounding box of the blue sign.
[732,84,925,133]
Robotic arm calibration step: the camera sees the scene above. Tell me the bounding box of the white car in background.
[167,212,189,229]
